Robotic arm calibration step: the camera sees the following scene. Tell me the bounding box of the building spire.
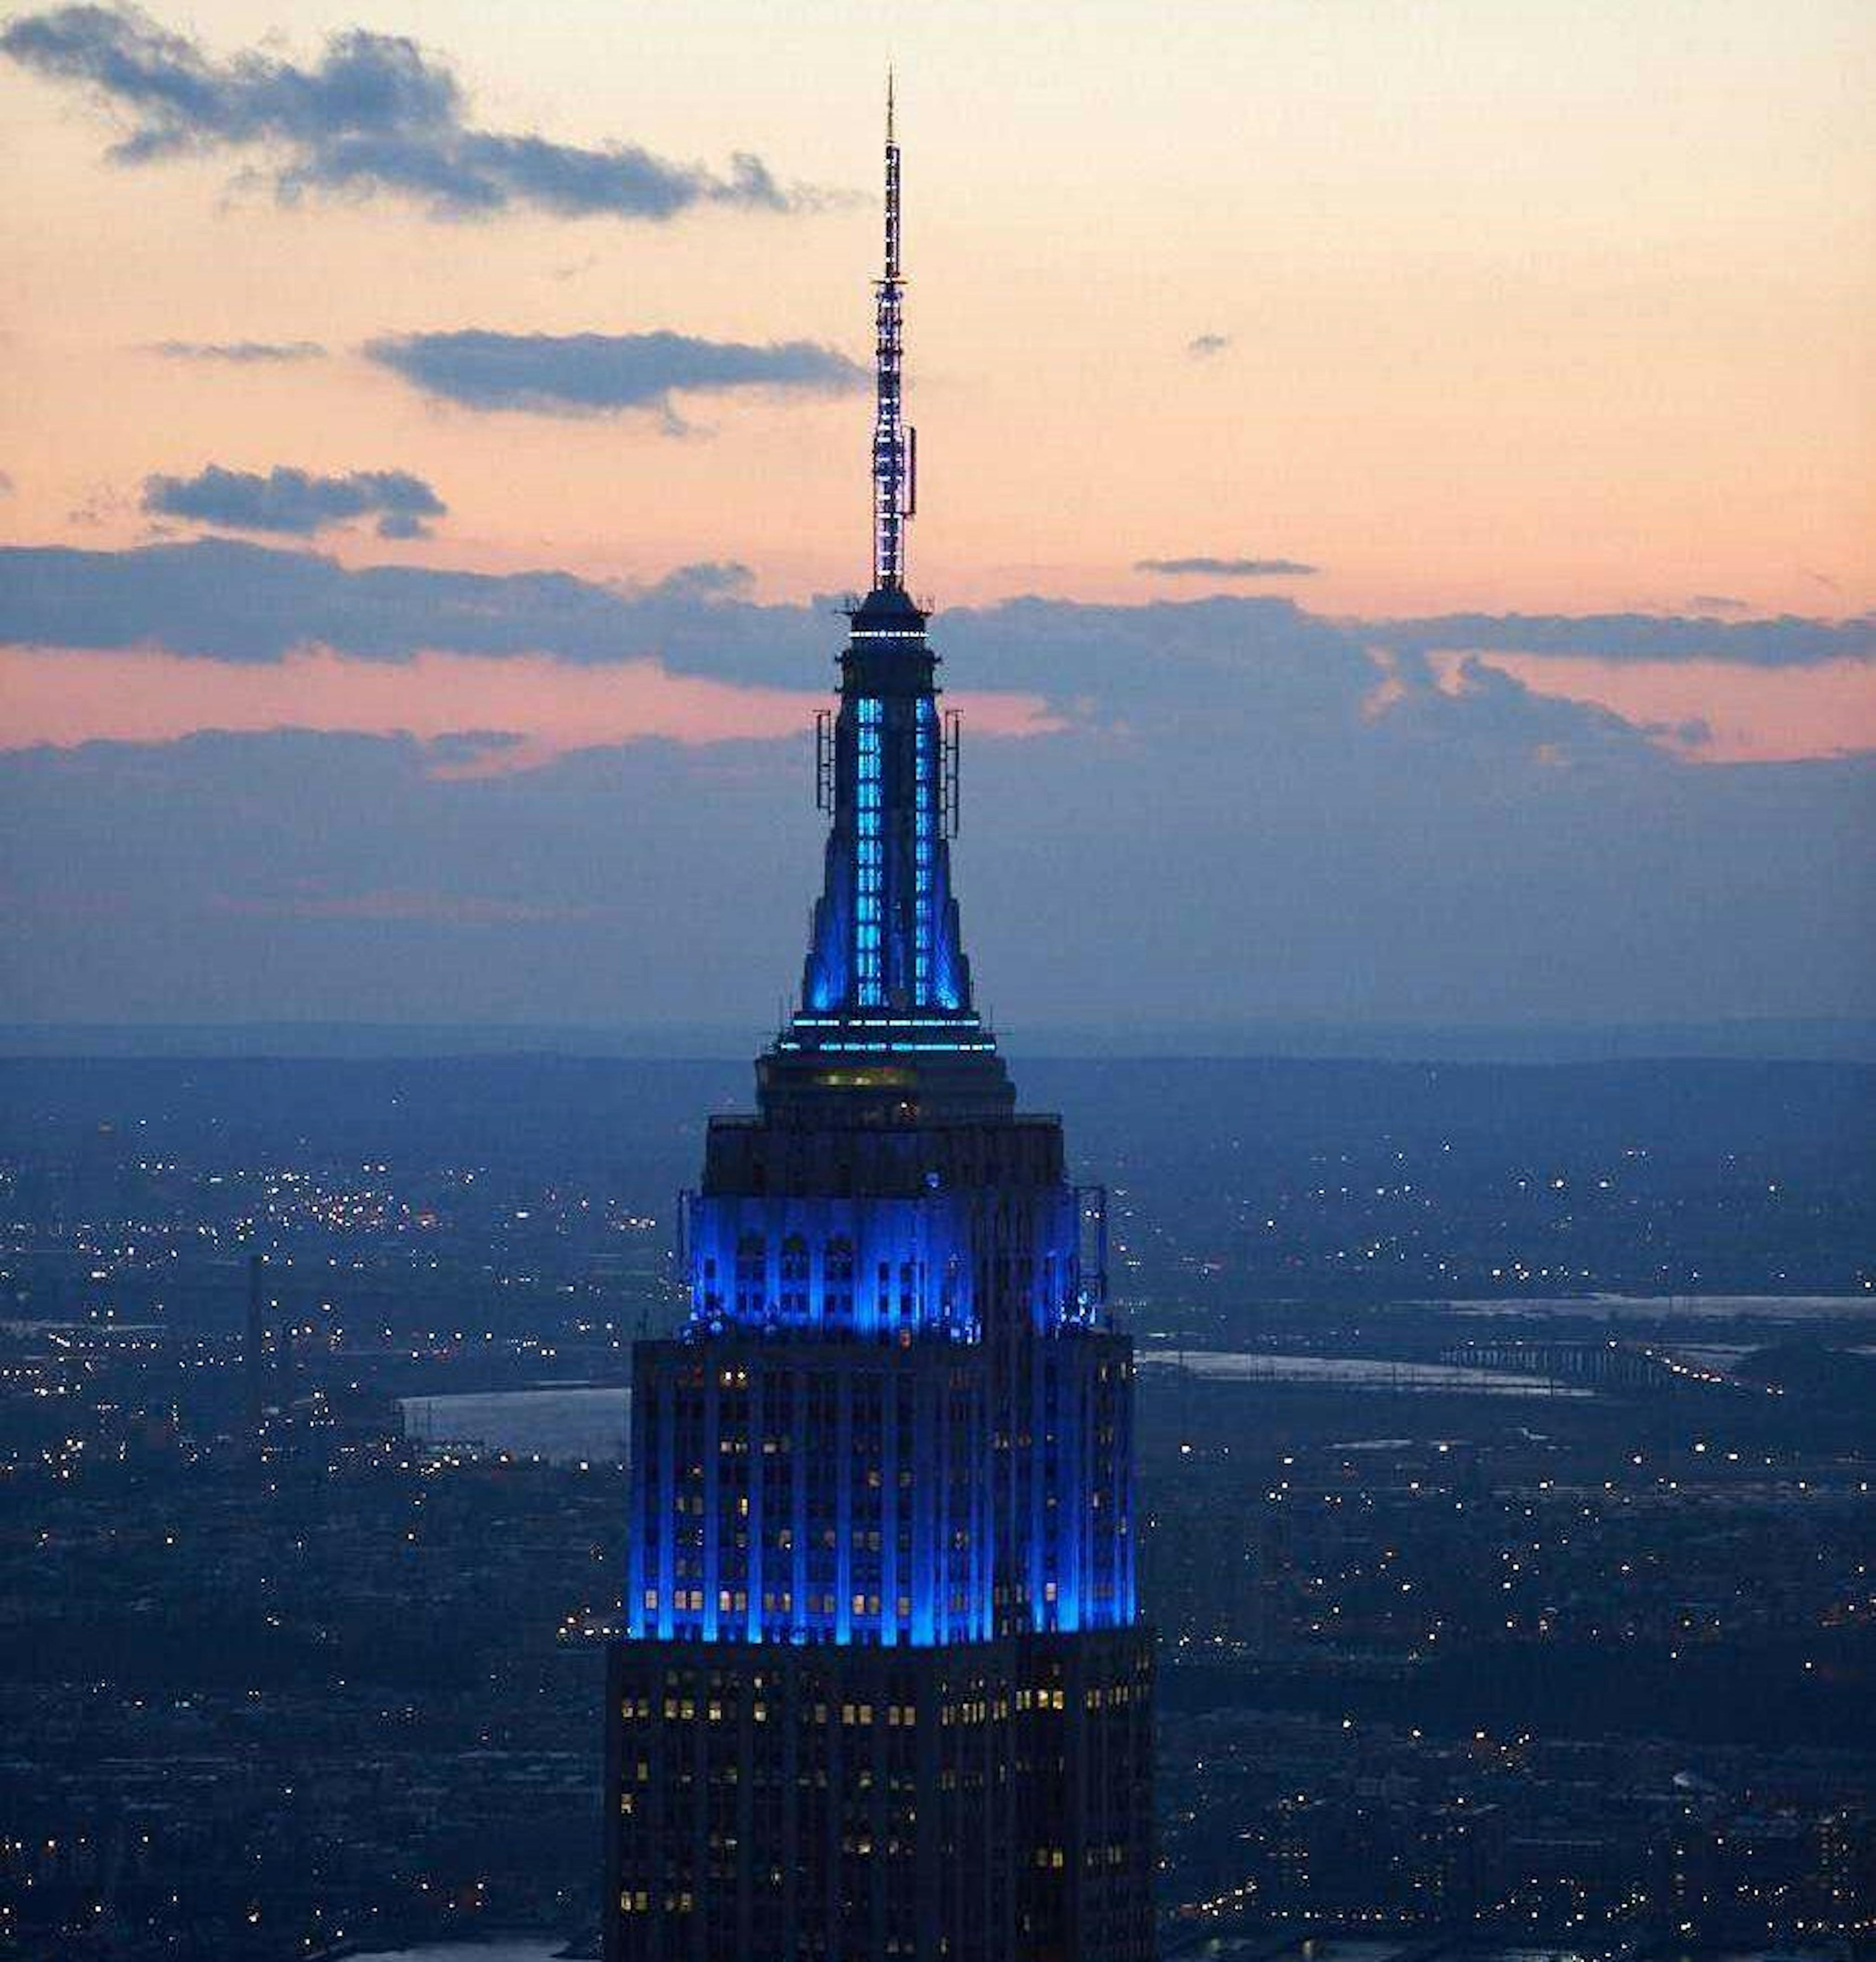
[872,72,913,591]
[762,78,1003,1113]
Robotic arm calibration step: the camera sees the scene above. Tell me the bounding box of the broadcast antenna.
[871,70,915,590]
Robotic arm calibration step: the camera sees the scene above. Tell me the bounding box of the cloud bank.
[1381,612,1875,669]
[365,329,866,422]
[3,540,1871,692]
[0,538,1869,1026]
[142,465,446,539]
[1,6,816,221]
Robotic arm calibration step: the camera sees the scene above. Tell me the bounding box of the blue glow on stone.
[854,697,884,1008]
[621,1182,1138,1650]
[796,630,976,1023]
[686,1192,982,1340]
[626,606,1146,1656]
[914,698,935,1007]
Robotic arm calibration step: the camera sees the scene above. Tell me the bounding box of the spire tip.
[873,72,909,589]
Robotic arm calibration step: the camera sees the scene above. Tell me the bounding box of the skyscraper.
[604,86,1155,1962]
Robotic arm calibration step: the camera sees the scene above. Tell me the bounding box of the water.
[1454,1293,1874,1322]
[1138,1349,1589,1398]
[396,1351,1577,1465]
[392,1301,1873,1458]
[352,1944,569,1962]
[1297,1942,1424,1962]
[399,1388,630,1464]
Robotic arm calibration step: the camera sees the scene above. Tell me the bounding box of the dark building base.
[604,1628,1154,1962]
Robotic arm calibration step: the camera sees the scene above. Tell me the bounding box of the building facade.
[604,89,1155,1962]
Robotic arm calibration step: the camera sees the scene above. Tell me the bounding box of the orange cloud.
[0,645,1061,772]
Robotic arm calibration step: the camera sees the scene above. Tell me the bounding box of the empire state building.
[604,86,1156,1962]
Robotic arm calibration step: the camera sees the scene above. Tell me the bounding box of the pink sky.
[0,645,1061,772]
[0,1,1870,763]
[6,641,1863,774]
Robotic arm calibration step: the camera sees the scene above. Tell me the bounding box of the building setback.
[604,84,1155,1962]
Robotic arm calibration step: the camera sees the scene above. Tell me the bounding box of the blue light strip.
[775,1038,996,1055]
[854,698,884,1007]
[914,698,935,1006]
[791,1014,983,1030]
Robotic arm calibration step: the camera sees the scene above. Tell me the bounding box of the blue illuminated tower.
[605,85,1155,1962]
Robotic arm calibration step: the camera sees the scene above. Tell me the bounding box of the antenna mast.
[872,72,914,590]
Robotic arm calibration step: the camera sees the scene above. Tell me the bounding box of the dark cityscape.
[1,1051,1870,1958]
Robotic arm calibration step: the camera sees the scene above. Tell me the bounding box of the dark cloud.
[1,6,816,222]
[4,541,1867,696]
[141,466,447,540]
[422,730,528,770]
[1688,595,1750,617]
[0,470,13,495]
[1374,612,1875,669]
[365,329,865,422]
[0,537,824,669]
[638,561,756,601]
[1186,333,1231,359]
[148,339,326,363]
[1137,556,1318,578]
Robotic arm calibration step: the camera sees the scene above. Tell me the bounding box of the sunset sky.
[0,1,1870,1033]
